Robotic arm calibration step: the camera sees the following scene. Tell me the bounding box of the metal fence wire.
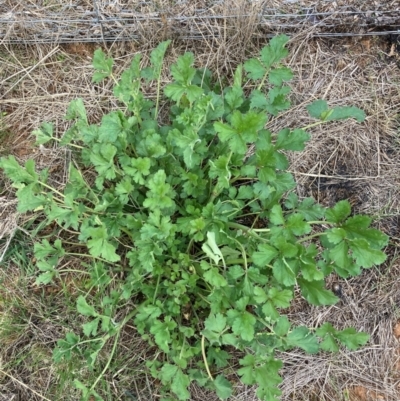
[0,0,399,44]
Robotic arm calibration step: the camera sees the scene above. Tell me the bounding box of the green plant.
[0,36,388,401]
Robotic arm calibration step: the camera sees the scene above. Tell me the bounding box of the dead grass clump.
[1,0,400,45]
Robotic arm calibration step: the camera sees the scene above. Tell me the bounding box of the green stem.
[89,308,137,393]
[202,335,214,381]
[186,237,195,254]
[66,252,112,264]
[297,232,326,243]
[89,332,119,392]
[257,68,271,91]
[227,222,270,240]
[110,73,119,87]
[154,74,162,119]
[58,269,90,275]
[38,181,65,199]
[226,257,253,265]
[51,136,83,149]
[252,228,271,233]
[152,275,161,304]
[302,120,326,130]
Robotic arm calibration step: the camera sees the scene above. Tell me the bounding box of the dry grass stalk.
[1,0,400,44]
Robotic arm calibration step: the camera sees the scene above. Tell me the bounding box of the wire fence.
[0,0,399,44]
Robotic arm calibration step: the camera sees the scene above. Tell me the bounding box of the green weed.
[0,36,388,401]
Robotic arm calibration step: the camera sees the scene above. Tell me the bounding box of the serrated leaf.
[224,86,244,110]
[169,128,202,169]
[266,86,291,115]
[252,244,278,266]
[327,106,365,122]
[326,228,347,244]
[316,323,340,352]
[142,40,171,81]
[171,369,191,401]
[320,334,340,352]
[284,192,298,209]
[92,49,113,83]
[341,215,388,249]
[214,375,232,399]
[296,197,325,220]
[122,156,151,185]
[286,213,311,235]
[35,271,56,285]
[208,347,230,369]
[143,169,176,211]
[247,267,269,285]
[286,326,319,354]
[254,361,283,401]
[65,98,87,122]
[0,155,38,184]
[252,286,268,304]
[98,111,124,143]
[170,52,196,84]
[253,182,274,200]
[89,143,118,182]
[329,241,353,272]
[203,267,227,288]
[82,317,100,337]
[270,204,285,225]
[274,316,290,337]
[244,58,266,80]
[260,34,290,68]
[215,110,267,154]
[238,355,256,385]
[349,238,387,268]
[160,363,178,383]
[232,311,256,342]
[204,313,227,333]
[275,128,310,151]
[34,239,65,259]
[269,67,293,85]
[325,200,351,223]
[84,226,120,262]
[16,184,47,213]
[298,279,338,305]
[335,328,369,350]
[306,99,329,119]
[249,89,269,110]
[32,122,54,145]
[262,301,280,320]
[150,317,177,354]
[272,258,296,286]
[237,185,254,199]
[272,172,296,194]
[269,288,293,308]
[77,296,98,317]
[300,259,324,282]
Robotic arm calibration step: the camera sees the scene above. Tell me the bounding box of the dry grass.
[1,4,400,400]
[1,0,399,44]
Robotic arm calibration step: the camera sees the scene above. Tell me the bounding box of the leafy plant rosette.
[0,36,388,401]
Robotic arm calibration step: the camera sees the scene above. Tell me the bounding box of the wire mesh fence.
[0,0,399,44]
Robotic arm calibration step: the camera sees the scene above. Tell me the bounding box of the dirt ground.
[1,11,400,401]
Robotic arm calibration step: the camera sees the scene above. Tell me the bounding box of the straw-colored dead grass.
[1,15,400,401]
[1,0,399,44]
